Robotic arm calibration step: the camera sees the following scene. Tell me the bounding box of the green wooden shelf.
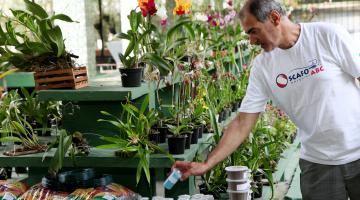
[0,133,213,168]
[38,80,170,102]
[0,72,35,88]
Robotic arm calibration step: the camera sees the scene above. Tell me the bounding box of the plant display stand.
[34,67,88,90]
[37,80,177,145]
[0,133,213,198]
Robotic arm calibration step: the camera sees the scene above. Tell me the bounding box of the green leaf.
[122,103,139,118]
[117,33,131,40]
[24,0,49,19]
[47,26,65,57]
[11,121,27,135]
[99,136,127,145]
[0,136,22,143]
[100,111,113,116]
[98,119,123,129]
[48,130,72,175]
[124,36,135,58]
[184,23,195,40]
[50,14,77,23]
[16,41,51,55]
[164,37,187,54]
[37,19,52,42]
[0,69,17,79]
[96,144,123,149]
[129,10,139,32]
[166,17,192,42]
[143,53,171,76]
[5,22,19,45]
[140,95,149,115]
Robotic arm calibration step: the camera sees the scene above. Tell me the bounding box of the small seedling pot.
[225,166,249,180]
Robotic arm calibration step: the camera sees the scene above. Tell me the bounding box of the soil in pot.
[225,166,249,180]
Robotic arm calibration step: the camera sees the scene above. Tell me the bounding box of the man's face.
[240,11,280,52]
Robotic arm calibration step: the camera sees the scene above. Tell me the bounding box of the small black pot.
[197,125,203,139]
[0,167,12,180]
[191,128,199,144]
[119,67,143,87]
[238,99,243,108]
[148,132,160,144]
[252,171,263,198]
[167,135,186,155]
[218,110,224,122]
[42,174,62,191]
[153,127,167,143]
[184,133,191,149]
[232,102,238,112]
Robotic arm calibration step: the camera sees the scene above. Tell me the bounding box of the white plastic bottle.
[163,168,182,190]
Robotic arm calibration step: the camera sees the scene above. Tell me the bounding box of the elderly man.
[173,0,360,199]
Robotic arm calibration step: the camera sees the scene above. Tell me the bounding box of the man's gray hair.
[239,0,286,22]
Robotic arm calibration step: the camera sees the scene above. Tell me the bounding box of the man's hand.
[172,161,210,181]
[171,112,259,181]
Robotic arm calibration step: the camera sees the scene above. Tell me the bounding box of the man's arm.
[173,112,260,180]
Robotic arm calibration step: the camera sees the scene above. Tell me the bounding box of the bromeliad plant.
[0,0,77,72]
[97,95,174,185]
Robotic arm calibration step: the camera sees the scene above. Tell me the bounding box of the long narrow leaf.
[24,0,49,19]
[50,14,77,23]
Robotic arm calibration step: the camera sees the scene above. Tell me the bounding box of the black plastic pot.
[191,128,199,144]
[93,174,113,187]
[0,167,12,180]
[148,132,160,144]
[218,110,224,122]
[252,171,263,198]
[119,67,143,87]
[232,102,238,112]
[42,174,63,191]
[197,125,203,139]
[153,127,168,143]
[167,135,186,155]
[184,133,191,149]
[238,99,243,108]
[199,183,227,199]
[58,168,95,190]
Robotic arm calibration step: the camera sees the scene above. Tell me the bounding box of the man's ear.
[269,10,281,25]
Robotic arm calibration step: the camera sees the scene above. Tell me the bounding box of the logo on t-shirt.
[275,59,324,88]
[276,74,288,88]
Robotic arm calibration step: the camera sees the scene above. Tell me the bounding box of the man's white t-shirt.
[239,22,360,165]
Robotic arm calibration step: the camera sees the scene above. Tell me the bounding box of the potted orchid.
[117,0,160,87]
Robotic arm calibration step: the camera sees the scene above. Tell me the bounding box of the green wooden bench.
[0,133,213,198]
